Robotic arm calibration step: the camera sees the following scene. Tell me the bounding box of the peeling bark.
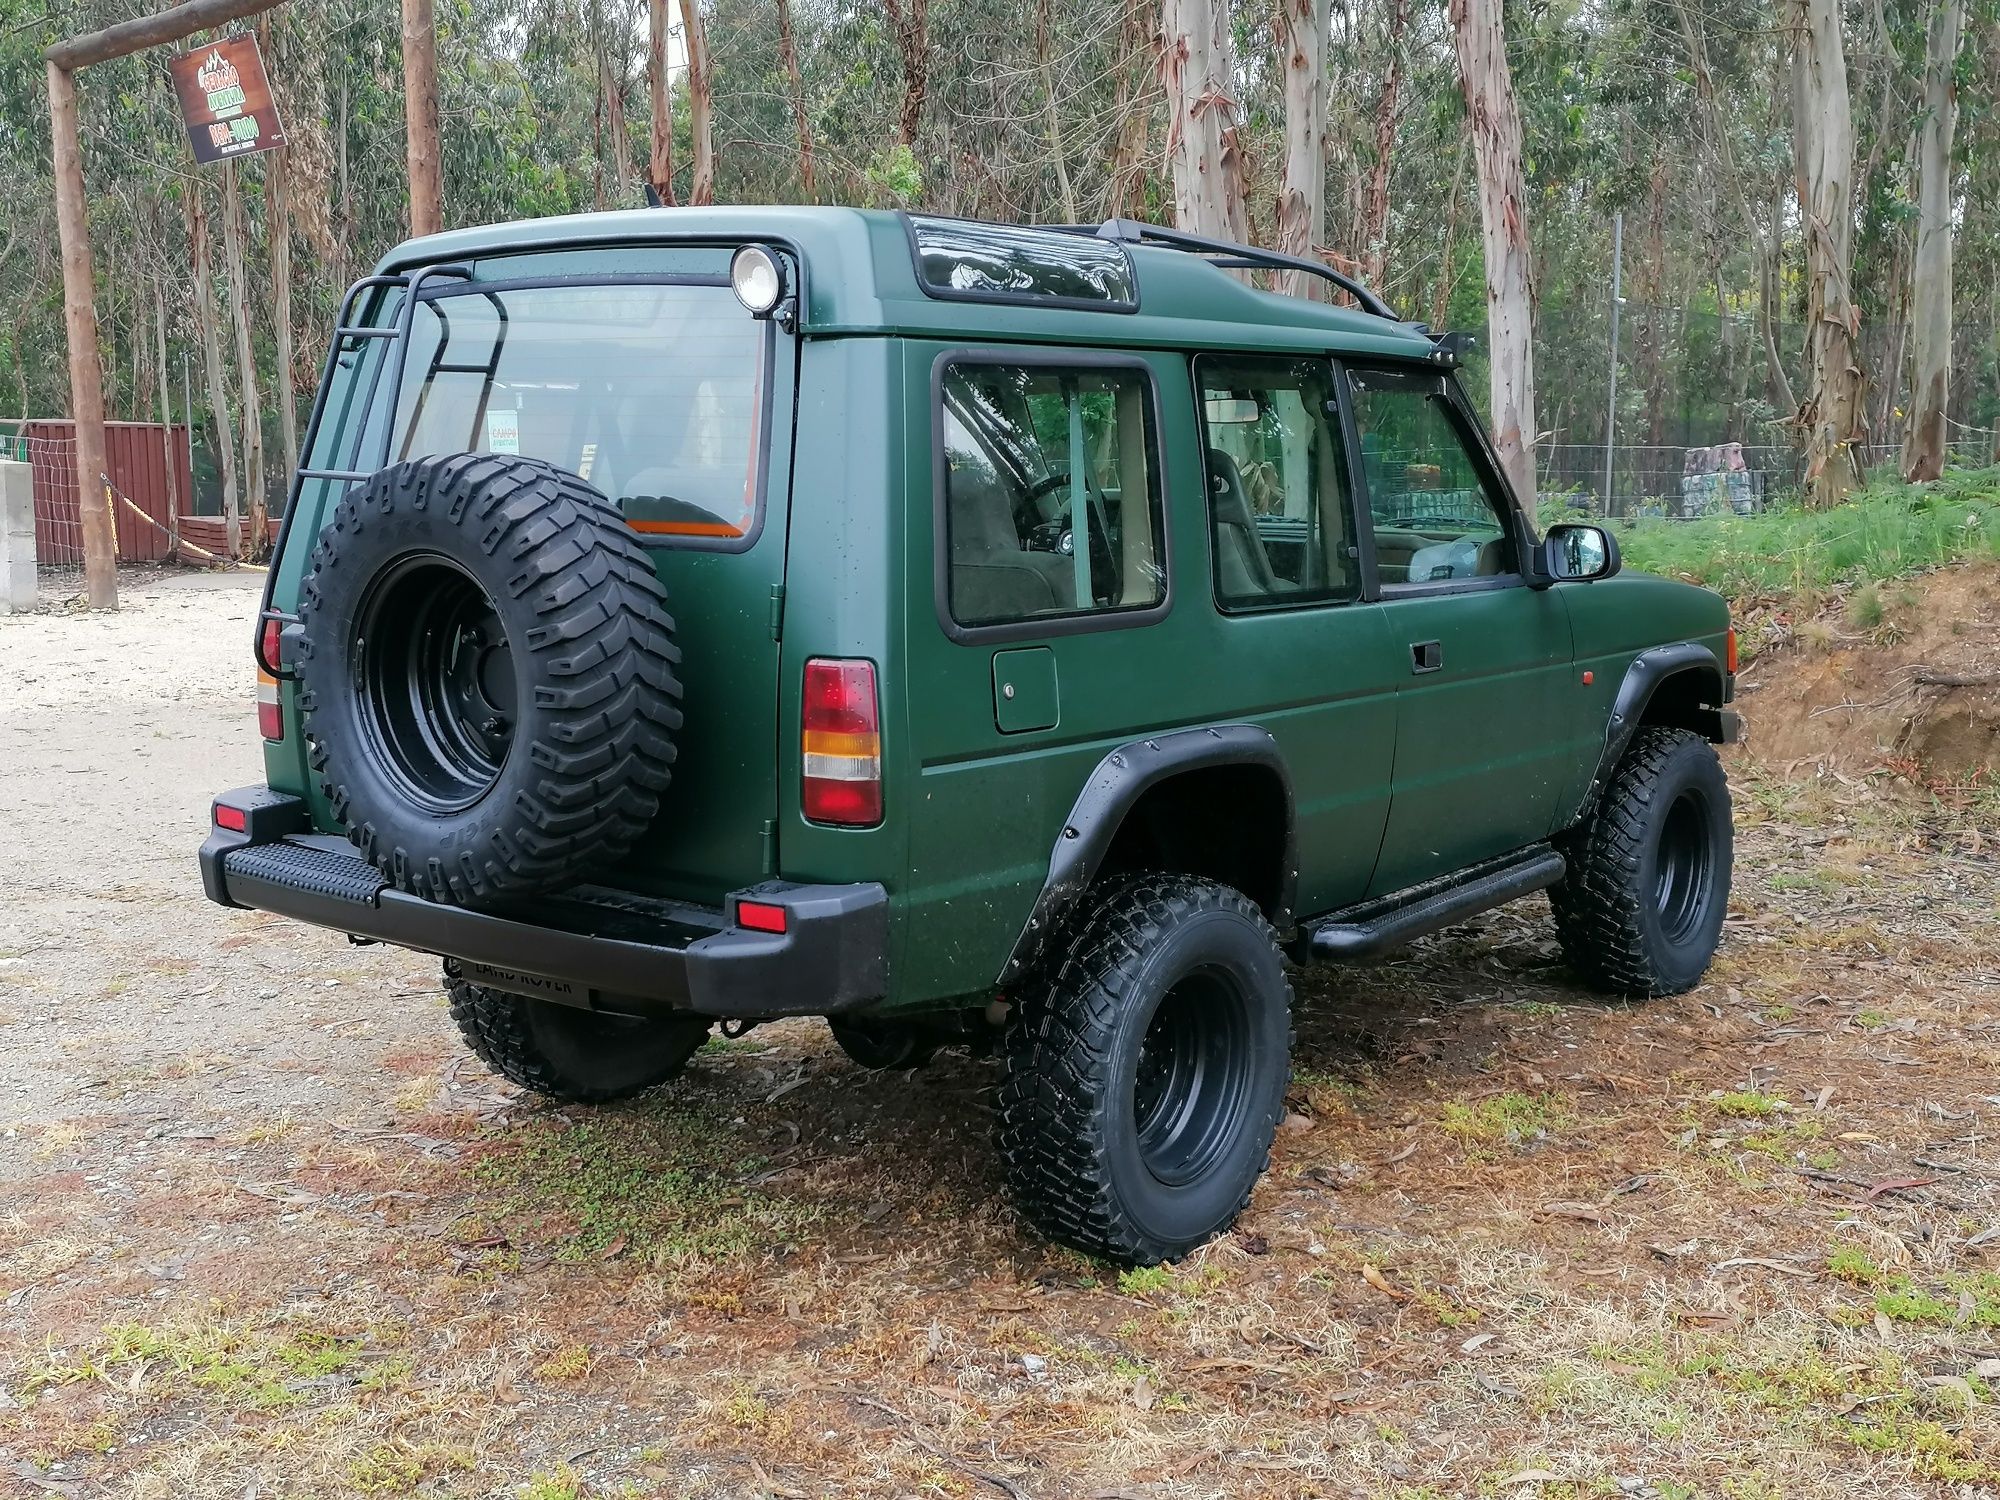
[1451,0,1538,504]
[1161,0,1250,244]
[679,0,715,204]
[1793,0,1865,507]
[1272,0,1326,295]
[1904,0,1963,482]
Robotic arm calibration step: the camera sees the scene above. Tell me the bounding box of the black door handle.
[1410,640,1443,674]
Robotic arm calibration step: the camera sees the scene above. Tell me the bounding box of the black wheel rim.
[1654,787,1716,944]
[1131,967,1255,1187]
[353,554,517,813]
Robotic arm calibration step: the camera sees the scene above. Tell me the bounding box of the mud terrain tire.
[997,875,1291,1265]
[296,454,680,906]
[446,974,711,1103]
[1551,726,1733,997]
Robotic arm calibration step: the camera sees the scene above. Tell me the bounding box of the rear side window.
[939,360,1166,631]
[391,280,767,546]
[1195,355,1358,610]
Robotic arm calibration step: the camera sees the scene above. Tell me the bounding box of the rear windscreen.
[389,279,767,545]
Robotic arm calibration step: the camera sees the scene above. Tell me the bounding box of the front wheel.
[1551,726,1733,997]
[996,875,1292,1265]
[447,974,711,1103]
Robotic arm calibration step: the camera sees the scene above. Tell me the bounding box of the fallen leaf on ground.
[1361,1263,1406,1301]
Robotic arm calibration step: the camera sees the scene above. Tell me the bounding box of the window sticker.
[485,407,519,455]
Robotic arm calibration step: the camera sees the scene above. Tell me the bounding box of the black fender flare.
[1575,643,1733,819]
[996,724,1297,986]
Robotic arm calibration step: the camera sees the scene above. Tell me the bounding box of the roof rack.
[1070,218,1402,322]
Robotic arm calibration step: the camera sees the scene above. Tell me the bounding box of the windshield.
[388,279,766,544]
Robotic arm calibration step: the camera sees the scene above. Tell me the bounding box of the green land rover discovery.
[201,207,1741,1264]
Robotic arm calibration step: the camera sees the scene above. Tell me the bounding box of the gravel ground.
[0,570,445,1147]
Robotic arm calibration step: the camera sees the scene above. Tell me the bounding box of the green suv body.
[202,207,1739,1262]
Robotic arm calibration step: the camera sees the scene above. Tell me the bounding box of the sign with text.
[169,37,285,164]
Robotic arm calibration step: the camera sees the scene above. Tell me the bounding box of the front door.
[1343,363,1576,896]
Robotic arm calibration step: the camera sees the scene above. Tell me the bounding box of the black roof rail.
[1078,218,1402,322]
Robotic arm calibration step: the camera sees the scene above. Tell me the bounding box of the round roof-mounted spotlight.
[730,245,786,317]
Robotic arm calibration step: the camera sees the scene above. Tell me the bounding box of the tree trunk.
[1105,0,1154,219]
[187,182,240,559]
[774,0,814,200]
[1793,0,1864,507]
[402,0,443,237]
[1450,0,1539,505]
[1358,0,1409,287]
[336,73,352,282]
[153,281,178,537]
[1903,0,1963,482]
[646,0,677,205]
[679,0,715,204]
[267,142,299,489]
[1035,0,1080,223]
[883,0,929,149]
[597,7,634,206]
[221,160,266,557]
[1161,0,1250,243]
[1272,0,1326,295]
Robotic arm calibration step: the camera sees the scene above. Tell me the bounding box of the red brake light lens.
[736,899,789,934]
[213,803,248,833]
[257,619,283,741]
[802,658,882,827]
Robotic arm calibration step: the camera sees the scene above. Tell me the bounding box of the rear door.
[1341,363,1576,896]
[378,249,795,903]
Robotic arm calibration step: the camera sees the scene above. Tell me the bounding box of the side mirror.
[1541,522,1620,583]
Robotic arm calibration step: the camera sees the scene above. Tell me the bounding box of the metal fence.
[1539,433,2000,521]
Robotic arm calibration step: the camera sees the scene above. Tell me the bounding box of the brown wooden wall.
[26,420,194,563]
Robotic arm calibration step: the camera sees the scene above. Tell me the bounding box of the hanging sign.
[169,37,285,165]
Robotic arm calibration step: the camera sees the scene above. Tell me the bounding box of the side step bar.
[1298,844,1567,962]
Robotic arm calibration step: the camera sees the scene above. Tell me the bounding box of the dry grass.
[2,768,1997,1498]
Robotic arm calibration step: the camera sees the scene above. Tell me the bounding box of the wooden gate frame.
[45,0,287,610]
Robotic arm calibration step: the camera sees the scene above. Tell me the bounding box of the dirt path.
[2,571,1997,1499]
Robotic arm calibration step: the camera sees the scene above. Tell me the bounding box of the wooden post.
[46,0,292,609]
[46,61,117,610]
[403,0,442,237]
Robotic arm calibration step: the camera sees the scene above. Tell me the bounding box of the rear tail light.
[801,658,882,827]
[257,619,283,741]
[735,899,789,934]
[1725,625,1739,677]
[212,803,248,833]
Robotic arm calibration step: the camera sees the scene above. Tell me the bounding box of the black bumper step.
[201,799,888,1020]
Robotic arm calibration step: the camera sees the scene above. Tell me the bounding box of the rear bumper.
[199,787,888,1020]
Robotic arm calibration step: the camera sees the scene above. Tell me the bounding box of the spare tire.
[296,453,681,906]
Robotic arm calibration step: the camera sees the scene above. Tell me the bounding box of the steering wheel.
[1019,470,1118,602]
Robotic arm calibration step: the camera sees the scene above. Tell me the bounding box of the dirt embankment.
[1736,561,2000,782]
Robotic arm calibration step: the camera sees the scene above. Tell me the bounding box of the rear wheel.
[827,1017,937,1071]
[447,973,710,1103]
[1551,726,1733,997]
[996,875,1291,1265]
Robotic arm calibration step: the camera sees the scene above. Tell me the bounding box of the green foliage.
[1616,469,2000,600]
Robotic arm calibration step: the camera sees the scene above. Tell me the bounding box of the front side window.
[391,280,766,545]
[1347,367,1517,586]
[941,361,1165,629]
[1196,356,1357,610]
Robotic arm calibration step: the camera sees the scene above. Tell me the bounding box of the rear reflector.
[736,900,788,934]
[802,657,882,827]
[213,803,248,833]
[1725,626,1739,676]
[257,619,284,741]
